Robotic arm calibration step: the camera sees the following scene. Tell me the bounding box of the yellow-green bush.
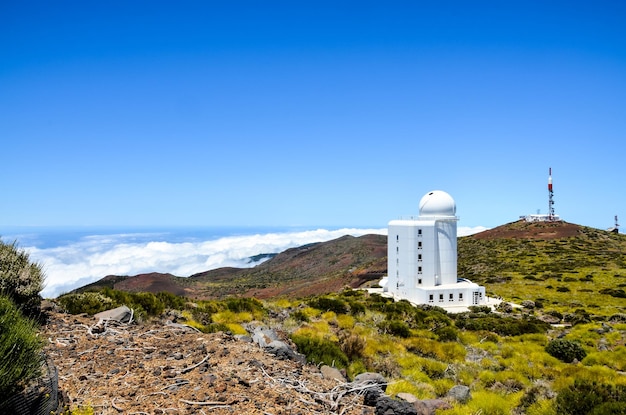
[386,379,435,399]
[525,398,556,415]
[447,390,523,415]
[336,313,355,329]
[583,347,626,371]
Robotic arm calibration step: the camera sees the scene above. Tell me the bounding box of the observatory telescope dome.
[419,190,456,217]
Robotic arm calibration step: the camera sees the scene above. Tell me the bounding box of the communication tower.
[548,167,555,221]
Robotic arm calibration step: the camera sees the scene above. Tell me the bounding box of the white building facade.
[383,190,486,308]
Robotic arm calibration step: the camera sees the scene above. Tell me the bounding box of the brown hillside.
[72,234,388,300]
[471,220,583,240]
[189,234,388,299]
[114,273,189,296]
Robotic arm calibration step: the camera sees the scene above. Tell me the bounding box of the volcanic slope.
[73,234,388,300]
[458,220,626,317]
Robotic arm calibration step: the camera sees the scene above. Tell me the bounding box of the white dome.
[419,190,456,217]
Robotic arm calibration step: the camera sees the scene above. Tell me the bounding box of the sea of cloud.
[11,226,486,298]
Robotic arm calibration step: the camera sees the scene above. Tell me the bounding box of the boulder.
[353,372,388,392]
[94,305,132,323]
[396,393,418,403]
[320,365,346,382]
[252,327,280,348]
[264,339,306,364]
[375,396,417,415]
[446,385,471,403]
[413,399,452,415]
[250,327,306,364]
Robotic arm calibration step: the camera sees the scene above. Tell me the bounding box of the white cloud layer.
[25,228,385,298]
[17,225,487,298]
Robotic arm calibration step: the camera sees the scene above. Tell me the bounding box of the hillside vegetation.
[56,220,626,414]
[459,220,626,318]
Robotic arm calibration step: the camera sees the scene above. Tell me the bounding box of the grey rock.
[252,327,280,348]
[413,399,452,415]
[265,340,306,364]
[235,334,253,343]
[353,372,388,392]
[446,385,471,403]
[396,392,418,403]
[320,365,346,382]
[94,305,132,323]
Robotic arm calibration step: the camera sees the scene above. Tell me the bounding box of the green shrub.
[291,334,349,368]
[0,294,43,397]
[435,326,458,342]
[308,297,348,314]
[156,291,186,310]
[469,305,492,314]
[348,300,366,315]
[202,322,232,334]
[225,297,265,314]
[131,292,165,316]
[0,240,44,318]
[556,380,626,415]
[292,309,310,322]
[455,314,550,336]
[378,320,411,338]
[545,339,587,363]
[57,292,116,315]
[589,402,626,414]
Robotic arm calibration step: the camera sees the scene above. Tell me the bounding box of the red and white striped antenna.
[548,168,555,221]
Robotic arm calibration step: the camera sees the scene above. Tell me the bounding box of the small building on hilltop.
[380,190,486,308]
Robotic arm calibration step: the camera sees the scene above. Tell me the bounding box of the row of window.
[429,293,464,303]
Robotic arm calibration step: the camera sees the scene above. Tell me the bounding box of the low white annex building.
[381,190,486,308]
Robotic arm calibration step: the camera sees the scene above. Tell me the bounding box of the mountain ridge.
[69,221,626,312]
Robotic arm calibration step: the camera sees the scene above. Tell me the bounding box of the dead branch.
[111,397,125,412]
[160,379,190,391]
[180,352,211,374]
[179,399,232,406]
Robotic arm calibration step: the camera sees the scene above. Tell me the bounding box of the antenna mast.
[548,167,555,221]
[616,215,620,232]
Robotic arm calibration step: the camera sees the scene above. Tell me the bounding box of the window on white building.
[439,294,444,302]
[418,279,422,285]
[459,293,463,301]
[429,294,433,303]
[449,293,454,301]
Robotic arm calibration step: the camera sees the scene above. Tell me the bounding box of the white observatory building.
[382,190,486,308]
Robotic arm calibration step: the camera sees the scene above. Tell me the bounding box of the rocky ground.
[42,310,379,415]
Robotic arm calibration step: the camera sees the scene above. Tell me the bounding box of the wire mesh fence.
[1,354,64,415]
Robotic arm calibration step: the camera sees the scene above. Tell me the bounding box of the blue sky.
[2,1,625,231]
